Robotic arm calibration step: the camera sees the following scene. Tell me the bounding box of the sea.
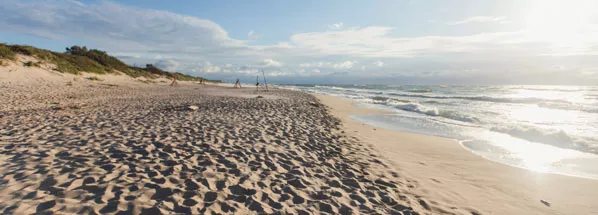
[277,84,598,180]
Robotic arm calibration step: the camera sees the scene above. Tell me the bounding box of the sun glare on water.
[475,88,594,176]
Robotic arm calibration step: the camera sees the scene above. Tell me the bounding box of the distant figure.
[170,78,178,86]
[233,78,242,88]
[255,76,260,92]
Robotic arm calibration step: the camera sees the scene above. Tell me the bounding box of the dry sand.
[1,60,445,214]
[317,94,598,215]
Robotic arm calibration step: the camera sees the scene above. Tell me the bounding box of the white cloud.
[294,68,322,76]
[248,30,261,39]
[155,59,181,71]
[66,0,85,7]
[0,0,248,56]
[333,61,356,69]
[191,61,221,73]
[299,62,321,68]
[273,42,294,48]
[299,61,358,69]
[237,68,259,74]
[450,16,508,25]
[373,60,384,67]
[328,22,344,30]
[289,26,591,58]
[269,71,294,77]
[262,59,282,67]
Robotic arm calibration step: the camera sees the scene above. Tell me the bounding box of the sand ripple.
[1,84,425,214]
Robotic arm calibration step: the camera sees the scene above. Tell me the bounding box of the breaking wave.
[386,92,571,104]
[491,126,597,153]
[393,103,479,123]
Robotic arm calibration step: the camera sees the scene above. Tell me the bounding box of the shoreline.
[316,94,598,215]
[326,94,598,181]
[351,111,598,181]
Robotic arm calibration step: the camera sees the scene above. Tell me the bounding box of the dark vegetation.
[85,76,103,81]
[23,61,40,67]
[0,43,220,82]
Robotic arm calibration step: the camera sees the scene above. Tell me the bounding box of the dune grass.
[0,44,16,60]
[0,43,220,82]
[86,76,103,81]
[23,61,41,67]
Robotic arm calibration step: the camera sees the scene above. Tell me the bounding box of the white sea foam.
[280,84,598,155]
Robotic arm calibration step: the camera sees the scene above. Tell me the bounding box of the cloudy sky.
[1,0,598,84]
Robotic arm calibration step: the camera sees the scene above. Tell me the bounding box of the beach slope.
[317,94,598,215]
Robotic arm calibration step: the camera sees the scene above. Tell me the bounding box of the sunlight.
[508,105,578,124]
[523,0,595,46]
[473,130,582,174]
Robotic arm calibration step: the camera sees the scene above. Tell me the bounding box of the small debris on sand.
[52,103,90,110]
[541,200,551,207]
[256,95,264,99]
[187,105,199,111]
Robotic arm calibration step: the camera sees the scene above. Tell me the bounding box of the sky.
[1,0,598,85]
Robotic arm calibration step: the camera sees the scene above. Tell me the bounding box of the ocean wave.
[314,85,385,95]
[393,102,479,123]
[370,96,410,103]
[371,96,389,101]
[406,89,432,93]
[509,86,595,92]
[395,103,439,115]
[491,126,598,153]
[538,102,598,113]
[386,92,570,104]
[422,100,443,104]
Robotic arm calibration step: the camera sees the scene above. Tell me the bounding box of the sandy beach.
[1,62,434,214]
[317,95,598,215]
[1,58,598,215]
[2,0,598,213]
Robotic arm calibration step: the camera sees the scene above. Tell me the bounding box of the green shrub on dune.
[123,67,157,78]
[0,43,220,82]
[66,46,130,72]
[0,44,16,60]
[23,61,41,67]
[86,76,103,81]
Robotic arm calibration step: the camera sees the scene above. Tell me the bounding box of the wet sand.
[317,94,598,215]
